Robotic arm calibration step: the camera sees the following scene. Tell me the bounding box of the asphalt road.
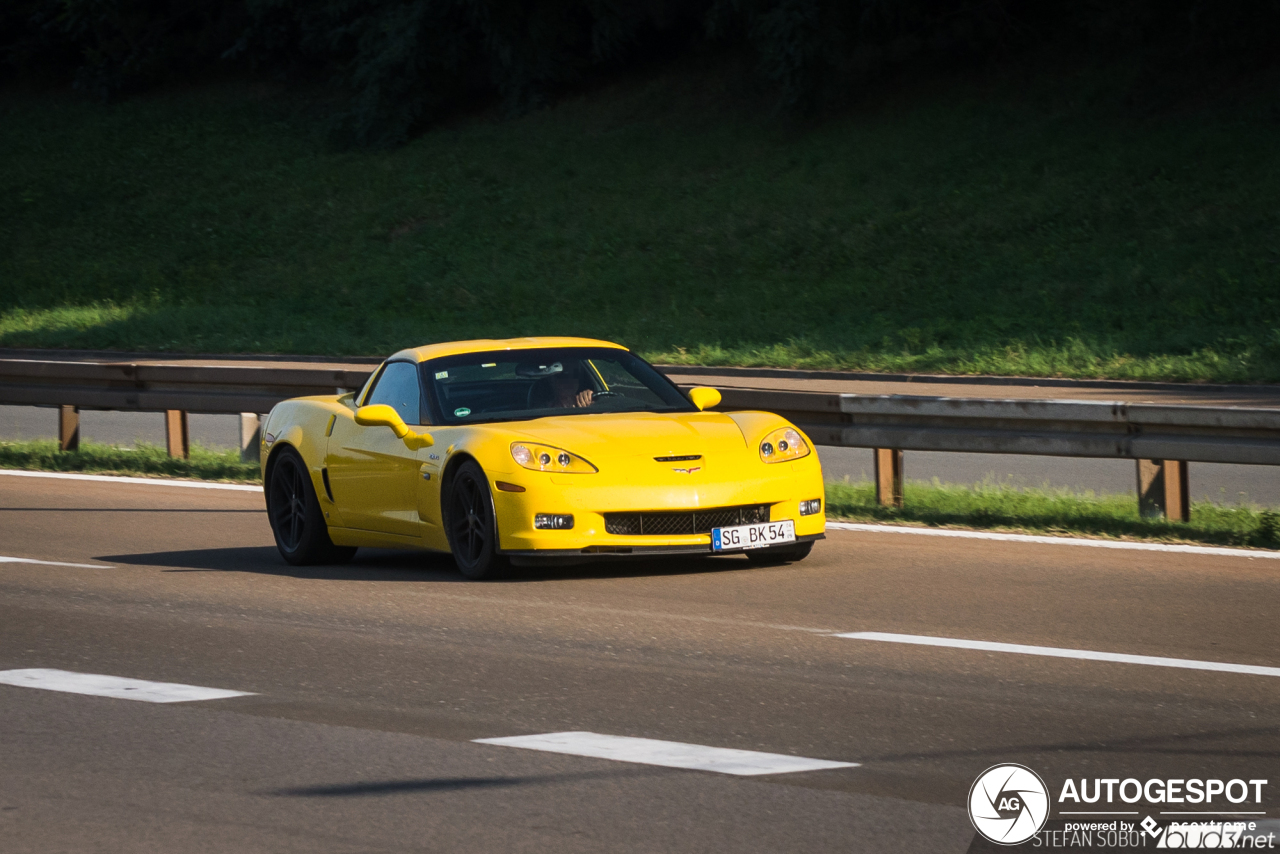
[4,403,1278,505]
[2,473,1279,852]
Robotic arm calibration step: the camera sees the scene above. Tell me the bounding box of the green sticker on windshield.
[454,407,471,418]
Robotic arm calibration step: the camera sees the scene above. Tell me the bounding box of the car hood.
[506,411,748,461]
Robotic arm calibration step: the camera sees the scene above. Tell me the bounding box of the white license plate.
[712,520,796,551]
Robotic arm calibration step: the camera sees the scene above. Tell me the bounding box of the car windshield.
[424,347,695,425]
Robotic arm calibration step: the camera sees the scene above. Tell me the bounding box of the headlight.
[759,427,809,463]
[511,442,597,473]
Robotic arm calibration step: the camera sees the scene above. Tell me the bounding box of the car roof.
[389,337,628,363]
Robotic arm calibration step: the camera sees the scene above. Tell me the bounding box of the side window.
[365,362,422,425]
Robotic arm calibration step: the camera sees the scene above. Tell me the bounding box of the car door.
[412,424,456,552]
[325,361,426,538]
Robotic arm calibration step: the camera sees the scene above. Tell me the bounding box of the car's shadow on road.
[269,768,661,798]
[97,546,761,582]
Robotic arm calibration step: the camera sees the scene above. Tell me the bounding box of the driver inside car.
[547,362,594,408]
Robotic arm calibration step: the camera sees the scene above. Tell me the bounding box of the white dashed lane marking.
[0,555,110,569]
[0,669,255,703]
[474,731,858,776]
[837,632,1280,678]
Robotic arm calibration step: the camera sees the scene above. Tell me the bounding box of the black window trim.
[357,363,386,407]
[360,358,430,426]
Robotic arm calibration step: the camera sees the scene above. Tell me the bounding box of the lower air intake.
[604,504,770,536]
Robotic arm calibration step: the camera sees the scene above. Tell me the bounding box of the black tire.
[267,447,357,566]
[745,540,814,565]
[444,460,508,580]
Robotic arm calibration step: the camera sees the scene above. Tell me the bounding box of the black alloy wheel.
[267,447,357,566]
[745,540,814,565]
[445,460,507,580]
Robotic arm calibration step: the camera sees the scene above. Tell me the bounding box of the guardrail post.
[239,413,262,462]
[1137,459,1190,522]
[874,448,904,508]
[165,410,189,459]
[58,405,80,452]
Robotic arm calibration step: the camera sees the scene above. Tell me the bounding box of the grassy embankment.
[3,65,1278,546]
[2,63,1279,381]
[0,440,259,483]
[2,440,1275,549]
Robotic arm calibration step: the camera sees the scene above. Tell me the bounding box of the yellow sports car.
[261,337,825,578]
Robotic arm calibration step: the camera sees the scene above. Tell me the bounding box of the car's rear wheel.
[745,541,813,565]
[267,447,357,566]
[445,460,508,580]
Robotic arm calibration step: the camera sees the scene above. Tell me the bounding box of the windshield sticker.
[481,362,497,368]
[454,407,471,418]
[435,370,449,379]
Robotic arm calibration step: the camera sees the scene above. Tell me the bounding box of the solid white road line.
[6,469,1273,559]
[837,632,1280,678]
[0,469,260,492]
[0,555,110,569]
[826,521,1280,560]
[473,731,858,776]
[0,669,255,703]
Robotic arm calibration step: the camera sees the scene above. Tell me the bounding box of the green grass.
[0,440,260,483]
[1,63,1278,381]
[825,480,1280,550]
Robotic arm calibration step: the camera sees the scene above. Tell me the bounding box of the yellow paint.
[354,404,434,449]
[687,387,722,411]
[392,336,626,364]
[261,337,824,557]
[586,359,609,391]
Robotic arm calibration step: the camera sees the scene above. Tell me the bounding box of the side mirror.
[688,387,722,411]
[354,404,434,450]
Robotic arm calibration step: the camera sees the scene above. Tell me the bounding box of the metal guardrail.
[0,358,370,414]
[3,357,1278,520]
[0,358,370,460]
[714,388,1280,466]
[712,388,1280,520]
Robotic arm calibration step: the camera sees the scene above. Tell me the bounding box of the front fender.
[261,396,351,523]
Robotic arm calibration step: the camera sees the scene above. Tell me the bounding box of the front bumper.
[501,533,825,566]
[489,458,826,555]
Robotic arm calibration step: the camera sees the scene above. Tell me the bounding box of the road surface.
[1,472,1278,851]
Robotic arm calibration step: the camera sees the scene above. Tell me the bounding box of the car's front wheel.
[445,460,508,580]
[266,447,357,566]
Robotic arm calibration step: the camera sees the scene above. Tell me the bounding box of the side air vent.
[654,455,703,462]
[321,468,335,502]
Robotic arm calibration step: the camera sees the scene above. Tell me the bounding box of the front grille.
[654,455,702,462]
[604,504,770,536]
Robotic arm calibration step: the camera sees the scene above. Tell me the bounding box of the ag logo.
[968,764,1050,845]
